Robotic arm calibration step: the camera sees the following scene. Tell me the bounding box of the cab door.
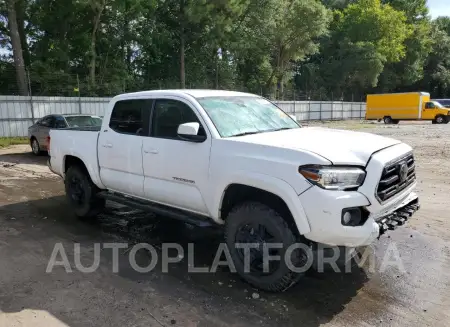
[97,99,152,198]
[422,102,437,120]
[142,98,211,215]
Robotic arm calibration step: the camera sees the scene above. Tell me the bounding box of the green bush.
[0,137,29,149]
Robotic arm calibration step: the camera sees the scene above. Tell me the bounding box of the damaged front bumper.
[302,187,419,247]
[377,197,420,238]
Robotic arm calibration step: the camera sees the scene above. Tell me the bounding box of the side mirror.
[177,122,206,142]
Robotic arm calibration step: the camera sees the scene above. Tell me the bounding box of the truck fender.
[213,171,311,235]
[63,153,106,190]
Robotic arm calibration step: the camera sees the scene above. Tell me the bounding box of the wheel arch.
[63,155,105,189]
[216,175,311,235]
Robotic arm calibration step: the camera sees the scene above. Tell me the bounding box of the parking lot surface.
[0,121,449,327]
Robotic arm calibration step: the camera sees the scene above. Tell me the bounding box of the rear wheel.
[225,201,310,292]
[383,116,393,124]
[31,138,41,156]
[65,165,105,219]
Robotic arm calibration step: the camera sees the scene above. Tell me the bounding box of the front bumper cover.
[301,187,419,247]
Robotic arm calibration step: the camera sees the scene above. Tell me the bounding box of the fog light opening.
[341,208,364,226]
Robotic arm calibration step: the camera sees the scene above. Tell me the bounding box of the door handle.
[144,149,158,154]
[102,143,113,148]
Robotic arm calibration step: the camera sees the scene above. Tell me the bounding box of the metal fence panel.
[81,98,110,116]
[0,96,367,137]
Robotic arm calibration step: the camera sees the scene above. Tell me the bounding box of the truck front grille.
[376,153,416,202]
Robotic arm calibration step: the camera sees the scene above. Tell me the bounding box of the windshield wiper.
[232,127,294,137]
[231,131,262,137]
[269,127,294,132]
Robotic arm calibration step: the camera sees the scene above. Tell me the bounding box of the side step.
[98,191,216,228]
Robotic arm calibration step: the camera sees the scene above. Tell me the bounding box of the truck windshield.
[65,116,102,127]
[197,96,299,137]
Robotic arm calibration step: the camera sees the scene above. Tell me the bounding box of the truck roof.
[368,92,430,97]
[113,89,256,100]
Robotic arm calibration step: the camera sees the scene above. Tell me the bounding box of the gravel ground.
[0,121,449,327]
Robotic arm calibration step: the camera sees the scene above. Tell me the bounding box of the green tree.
[337,0,412,63]
[377,0,432,92]
[5,0,28,95]
[296,0,412,98]
[419,18,450,97]
[0,0,449,99]
[265,0,330,98]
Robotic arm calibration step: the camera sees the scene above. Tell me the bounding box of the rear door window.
[109,99,152,135]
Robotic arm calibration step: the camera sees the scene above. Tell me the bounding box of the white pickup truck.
[48,90,419,291]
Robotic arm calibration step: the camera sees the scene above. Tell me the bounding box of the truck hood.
[229,127,401,165]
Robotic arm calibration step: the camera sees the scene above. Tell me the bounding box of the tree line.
[1,0,449,99]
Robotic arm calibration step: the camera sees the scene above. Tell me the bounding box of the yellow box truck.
[366,92,450,124]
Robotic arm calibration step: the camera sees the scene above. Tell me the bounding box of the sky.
[428,0,450,18]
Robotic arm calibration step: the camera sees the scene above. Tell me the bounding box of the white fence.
[0,96,110,137]
[0,95,366,137]
[276,101,366,120]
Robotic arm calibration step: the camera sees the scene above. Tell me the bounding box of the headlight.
[299,166,366,190]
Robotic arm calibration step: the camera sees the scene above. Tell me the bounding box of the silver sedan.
[28,114,102,155]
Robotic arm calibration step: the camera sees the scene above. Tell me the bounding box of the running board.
[97,191,216,228]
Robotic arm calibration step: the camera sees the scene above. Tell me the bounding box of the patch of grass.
[0,137,29,149]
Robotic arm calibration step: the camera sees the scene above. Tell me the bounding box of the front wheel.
[65,165,105,219]
[435,115,447,124]
[225,202,310,292]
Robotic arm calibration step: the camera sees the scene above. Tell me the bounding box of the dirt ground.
[0,121,449,327]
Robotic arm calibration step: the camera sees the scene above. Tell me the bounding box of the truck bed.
[49,128,102,185]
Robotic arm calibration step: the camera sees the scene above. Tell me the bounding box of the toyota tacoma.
[47,90,419,291]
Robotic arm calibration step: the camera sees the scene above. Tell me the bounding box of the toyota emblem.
[399,162,408,183]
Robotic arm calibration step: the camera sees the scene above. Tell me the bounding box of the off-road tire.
[225,201,309,292]
[65,165,105,219]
